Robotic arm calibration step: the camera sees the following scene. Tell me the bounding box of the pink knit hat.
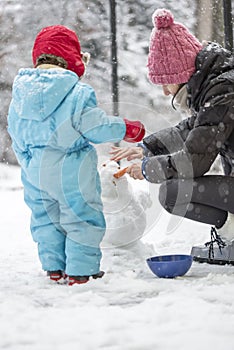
[148,9,202,85]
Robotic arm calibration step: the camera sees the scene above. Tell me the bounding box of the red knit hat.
[148,9,202,85]
[32,25,85,77]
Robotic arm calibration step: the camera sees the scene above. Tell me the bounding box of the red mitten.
[123,119,145,143]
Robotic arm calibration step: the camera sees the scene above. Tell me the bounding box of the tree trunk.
[195,0,224,45]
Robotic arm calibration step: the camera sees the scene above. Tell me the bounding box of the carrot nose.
[113,167,129,179]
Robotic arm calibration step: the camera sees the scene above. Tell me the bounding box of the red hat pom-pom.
[152,9,174,29]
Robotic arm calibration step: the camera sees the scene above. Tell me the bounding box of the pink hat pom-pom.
[152,9,174,29]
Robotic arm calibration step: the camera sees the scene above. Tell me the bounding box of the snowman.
[99,160,152,248]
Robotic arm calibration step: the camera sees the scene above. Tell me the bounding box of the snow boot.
[47,270,67,282]
[68,271,105,286]
[191,226,234,265]
[217,213,234,241]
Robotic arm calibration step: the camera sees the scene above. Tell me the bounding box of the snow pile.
[100,160,152,248]
[0,163,22,191]
[1,163,234,350]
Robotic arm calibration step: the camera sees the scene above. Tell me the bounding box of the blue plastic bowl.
[146,254,193,278]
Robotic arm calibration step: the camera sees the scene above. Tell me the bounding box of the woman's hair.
[35,53,68,69]
[171,83,186,110]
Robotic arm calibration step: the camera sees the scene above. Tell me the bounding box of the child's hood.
[11,68,78,121]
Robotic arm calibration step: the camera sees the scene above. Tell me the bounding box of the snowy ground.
[0,163,234,350]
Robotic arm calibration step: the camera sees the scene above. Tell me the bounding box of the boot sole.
[193,256,234,265]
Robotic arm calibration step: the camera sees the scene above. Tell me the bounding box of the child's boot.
[47,270,67,282]
[68,271,105,286]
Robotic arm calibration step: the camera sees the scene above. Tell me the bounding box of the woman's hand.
[126,163,144,180]
[110,146,143,162]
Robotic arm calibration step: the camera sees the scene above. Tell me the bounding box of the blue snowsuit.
[8,67,126,276]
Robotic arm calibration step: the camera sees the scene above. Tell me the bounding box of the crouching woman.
[110,8,234,265]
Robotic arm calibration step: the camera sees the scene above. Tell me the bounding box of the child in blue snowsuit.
[8,25,145,285]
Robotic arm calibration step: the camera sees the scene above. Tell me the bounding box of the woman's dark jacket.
[142,43,234,183]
